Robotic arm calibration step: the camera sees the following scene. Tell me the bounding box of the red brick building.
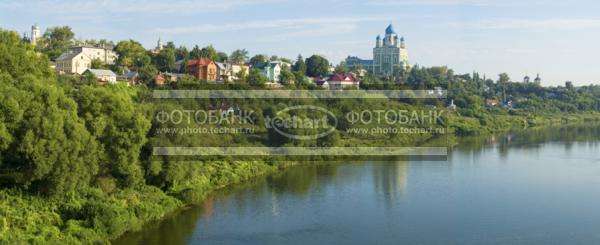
[186,59,217,81]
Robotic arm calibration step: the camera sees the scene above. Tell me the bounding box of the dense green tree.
[199,45,218,61]
[175,46,189,60]
[73,85,151,187]
[278,67,295,85]
[249,54,268,66]
[154,47,176,72]
[190,45,202,59]
[0,30,99,195]
[216,52,228,62]
[114,39,146,69]
[248,68,267,86]
[305,55,330,77]
[91,58,107,69]
[229,49,249,64]
[40,26,75,60]
[293,54,307,74]
[136,55,158,84]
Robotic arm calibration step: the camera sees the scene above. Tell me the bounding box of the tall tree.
[200,45,218,61]
[114,39,146,69]
[249,54,268,66]
[154,47,176,72]
[216,52,228,62]
[229,49,249,64]
[293,54,307,74]
[175,46,189,60]
[305,55,330,77]
[41,26,75,60]
[190,45,202,59]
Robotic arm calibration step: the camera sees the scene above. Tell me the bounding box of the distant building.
[523,75,530,83]
[345,24,410,77]
[30,24,41,45]
[255,62,281,82]
[68,45,117,65]
[486,98,499,107]
[534,74,542,85]
[55,52,92,74]
[186,59,217,81]
[447,99,457,111]
[151,37,164,54]
[345,56,373,70]
[326,74,360,90]
[118,71,139,85]
[83,69,117,84]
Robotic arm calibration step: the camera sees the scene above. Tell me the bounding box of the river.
[115,125,600,245]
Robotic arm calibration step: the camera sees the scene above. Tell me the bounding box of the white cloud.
[152,17,384,35]
[364,0,534,7]
[0,0,277,15]
[454,18,600,30]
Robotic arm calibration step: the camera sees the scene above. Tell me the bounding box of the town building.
[486,99,499,107]
[326,74,360,90]
[534,74,542,85]
[345,24,410,77]
[255,62,281,82]
[186,59,217,81]
[215,62,250,82]
[83,69,117,84]
[30,24,41,45]
[151,37,164,54]
[68,45,117,65]
[55,52,92,74]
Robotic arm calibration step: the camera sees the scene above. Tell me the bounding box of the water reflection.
[115,124,600,245]
[372,161,409,206]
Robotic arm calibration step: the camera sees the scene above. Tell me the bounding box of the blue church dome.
[385,24,396,34]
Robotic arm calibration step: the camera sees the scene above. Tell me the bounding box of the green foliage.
[248,68,268,86]
[292,54,307,74]
[40,26,75,60]
[114,40,146,69]
[153,48,176,72]
[3,26,600,244]
[305,55,330,77]
[90,58,107,69]
[229,49,249,65]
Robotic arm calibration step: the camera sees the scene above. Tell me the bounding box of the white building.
[68,45,117,65]
[30,24,41,45]
[373,24,410,76]
[83,69,117,84]
[54,45,118,74]
[345,24,410,77]
[55,52,92,74]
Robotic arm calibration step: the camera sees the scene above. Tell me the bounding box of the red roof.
[187,59,214,66]
[328,74,356,82]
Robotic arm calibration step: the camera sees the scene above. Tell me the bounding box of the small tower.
[400,37,405,49]
[376,35,382,48]
[523,75,530,83]
[156,37,163,51]
[534,73,541,84]
[31,24,41,45]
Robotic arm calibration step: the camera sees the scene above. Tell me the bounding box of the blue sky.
[1,0,600,86]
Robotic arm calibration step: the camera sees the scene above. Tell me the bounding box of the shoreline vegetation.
[2,28,600,244]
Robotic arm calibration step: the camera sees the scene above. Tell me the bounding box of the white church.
[345,24,410,77]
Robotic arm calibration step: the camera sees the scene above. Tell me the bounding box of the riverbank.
[2,112,600,244]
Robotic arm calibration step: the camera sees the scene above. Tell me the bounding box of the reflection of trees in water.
[267,163,340,195]
[372,161,409,207]
[113,202,206,245]
[453,124,600,158]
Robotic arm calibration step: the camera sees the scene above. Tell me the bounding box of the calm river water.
[116,125,600,245]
